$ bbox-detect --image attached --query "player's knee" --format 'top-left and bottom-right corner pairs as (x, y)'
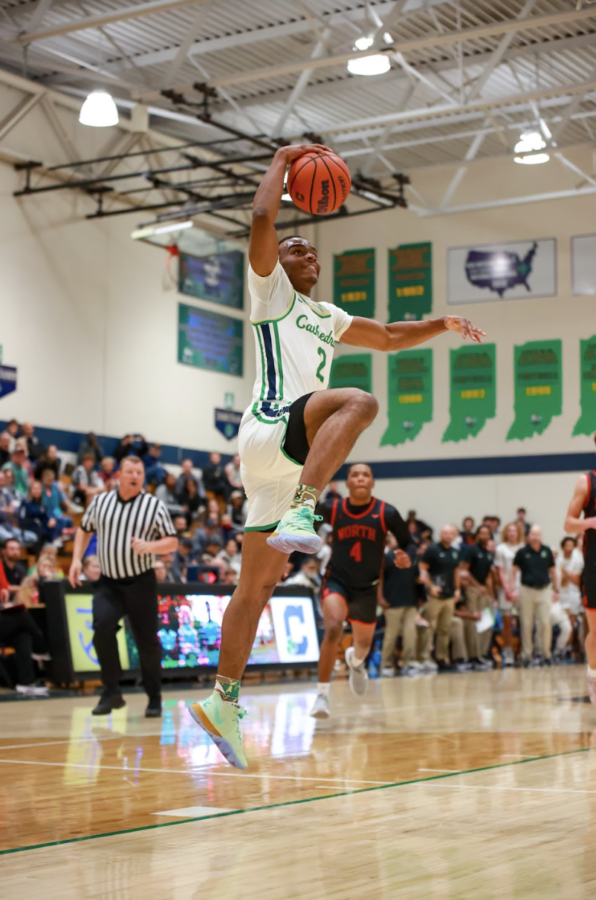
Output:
(347, 389), (379, 423)
(325, 620), (343, 641)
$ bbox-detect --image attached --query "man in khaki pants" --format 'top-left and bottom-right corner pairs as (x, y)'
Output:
(511, 525), (558, 667)
(380, 540), (420, 676)
(460, 524), (495, 670)
(419, 525), (461, 671)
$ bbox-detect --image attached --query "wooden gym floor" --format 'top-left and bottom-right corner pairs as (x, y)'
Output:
(2, 666), (596, 899)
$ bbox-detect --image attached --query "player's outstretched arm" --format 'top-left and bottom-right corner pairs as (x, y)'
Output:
(564, 474), (596, 533)
(249, 143), (331, 277)
(341, 315), (485, 352)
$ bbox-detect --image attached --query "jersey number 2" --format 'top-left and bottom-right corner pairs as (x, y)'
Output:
(350, 541), (362, 563)
(316, 347), (326, 383)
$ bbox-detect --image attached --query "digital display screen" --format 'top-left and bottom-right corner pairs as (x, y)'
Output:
(63, 588), (319, 674)
(156, 591), (320, 668)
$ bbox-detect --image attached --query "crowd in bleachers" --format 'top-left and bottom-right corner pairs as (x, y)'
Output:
(0, 418), (587, 694)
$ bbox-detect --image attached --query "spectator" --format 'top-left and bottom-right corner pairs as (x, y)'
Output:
(459, 517), (476, 548)
(98, 456), (117, 487)
(172, 515), (190, 538)
(224, 453), (243, 493)
(143, 443), (167, 487)
(157, 552), (176, 582)
(460, 524), (495, 669)
(33, 445), (61, 482)
(325, 481), (342, 503)
(228, 490), (247, 529)
(418, 525), (461, 672)
(205, 498), (221, 523)
(216, 538), (242, 577)
(192, 518), (222, 557)
(495, 522), (525, 667)
(0, 431), (11, 467)
(81, 555), (101, 583)
(380, 544), (420, 677)
(516, 507), (531, 537)
(219, 513), (238, 544)
(557, 535), (584, 656)
(21, 421), (45, 462)
(222, 567), (238, 586)
(511, 525), (558, 666)
(1, 538), (27, 597)
(170, 538), (196, 582)
(39, 469), (74, 542)
(77, 432), (104, 465)
(71, 454), (104, 506)
(285, 557), (321, 590)
(202, 451), (229, 501)
(2, 443), (30, 497)
(316, 526), (332, 575)
(407, 509), (432, 539)
(1, 468), (20, 511)
(155, 473), (185, 518)
(6, 419), (19, 449)
(19, 481), (52, 547)
(0, 559), (49, 696)
(175, 459), (202, 500)
(114, 434), (148, 463)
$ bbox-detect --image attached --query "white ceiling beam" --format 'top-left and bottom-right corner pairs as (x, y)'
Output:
(392, 51), (458, 106)
(10, 0), (213, 44)
(105, 0), (448, 73)
(466, 0), (537, 104)
(40, 95), (81, 163)
(320, 77), (596, 136)
(204, 7), (596, 91)
(420, 185), (596, 217)
(361, 82), (415, 175)
(20, 0), (56, 36)
(270, 30), (331, 136)
(0, 92), (45, 141)
(438, 129), (486, 208)
(554, 151), (596, 189)
(163, 1), (213, 90)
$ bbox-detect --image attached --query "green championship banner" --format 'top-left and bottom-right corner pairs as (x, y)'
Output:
(442, 344), (496, 443)
(388, 242), (432, 321)
(573, 335), (596, 436)
(333, 248), (375, 319)
(178, 303), (243, 376)
(329, 353), (372, 393)
(178, 249), (244, 309)
(506, 340), (562, 441)
(381, 349), (433, 446)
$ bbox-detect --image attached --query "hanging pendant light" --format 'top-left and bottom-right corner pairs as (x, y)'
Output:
(79, 91), (119, 127)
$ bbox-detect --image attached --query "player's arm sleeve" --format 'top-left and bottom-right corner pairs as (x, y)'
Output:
(81, 496), (98, 533)
(247, 261), (294, 322)
(318, 303), (353, 342)
(385, 504), (410, 549)
(153, 500), (177, 538)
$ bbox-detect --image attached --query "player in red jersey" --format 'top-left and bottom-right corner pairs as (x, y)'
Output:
(310, 463), (410, 718)
(564, 440), (596, 705)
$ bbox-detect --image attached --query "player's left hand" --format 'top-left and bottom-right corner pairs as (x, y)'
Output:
(444, 316), (485, 343)
(131, 537), (152, 555)
(394, 549), (412, 569)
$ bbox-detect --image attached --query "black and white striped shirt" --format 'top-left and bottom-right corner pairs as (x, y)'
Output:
(81, 490), (176, 580)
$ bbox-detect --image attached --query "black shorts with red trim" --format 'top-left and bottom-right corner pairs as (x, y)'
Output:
(582, 569), (596, 610)
(321, 578), (378, 625)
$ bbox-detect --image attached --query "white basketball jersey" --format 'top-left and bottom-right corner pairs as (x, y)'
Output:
(246, 261), (353, 424)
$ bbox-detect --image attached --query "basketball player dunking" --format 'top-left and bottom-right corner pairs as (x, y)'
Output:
(564, 437), (596, 704)
(189, 143), (485, 770)
(311, 463), (410, 718)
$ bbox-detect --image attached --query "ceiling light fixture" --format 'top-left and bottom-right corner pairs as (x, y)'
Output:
(348, 35), (391, 76)
(79, 91), (119, 127)
(513, 131), (550, 165)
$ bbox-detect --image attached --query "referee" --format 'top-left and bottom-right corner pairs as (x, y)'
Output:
(69, 456), (178, 717)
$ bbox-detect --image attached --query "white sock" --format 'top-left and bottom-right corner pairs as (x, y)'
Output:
(352, 655), (365, 669)
(317, 682), (330, 697)
(588, 666), (596, 679)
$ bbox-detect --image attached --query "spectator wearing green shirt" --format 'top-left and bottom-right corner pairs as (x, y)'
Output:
(2, 444), (30, 497)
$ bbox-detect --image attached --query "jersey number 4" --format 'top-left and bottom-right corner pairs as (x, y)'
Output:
(350, 541), (362, 563)
(316, 347), (326, 383)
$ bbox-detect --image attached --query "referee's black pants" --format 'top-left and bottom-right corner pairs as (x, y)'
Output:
(92, 569), (161, 699)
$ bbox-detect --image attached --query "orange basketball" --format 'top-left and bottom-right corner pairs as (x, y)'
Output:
(287, 150), (351, 215)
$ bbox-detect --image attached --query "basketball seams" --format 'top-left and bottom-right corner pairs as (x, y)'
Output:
(317, 153), (337, 214)
(287, 155), (316, 193)
(288, 150), (351, 213)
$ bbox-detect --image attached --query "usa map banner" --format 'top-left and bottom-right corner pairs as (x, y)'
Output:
(447, 238), (556, 305)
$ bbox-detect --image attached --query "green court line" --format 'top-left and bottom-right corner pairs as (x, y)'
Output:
(0, 745), (592, 857)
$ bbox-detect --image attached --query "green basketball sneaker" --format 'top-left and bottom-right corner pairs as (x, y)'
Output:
(189, 691), (248, 770)
(267, 506), (323, 554)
